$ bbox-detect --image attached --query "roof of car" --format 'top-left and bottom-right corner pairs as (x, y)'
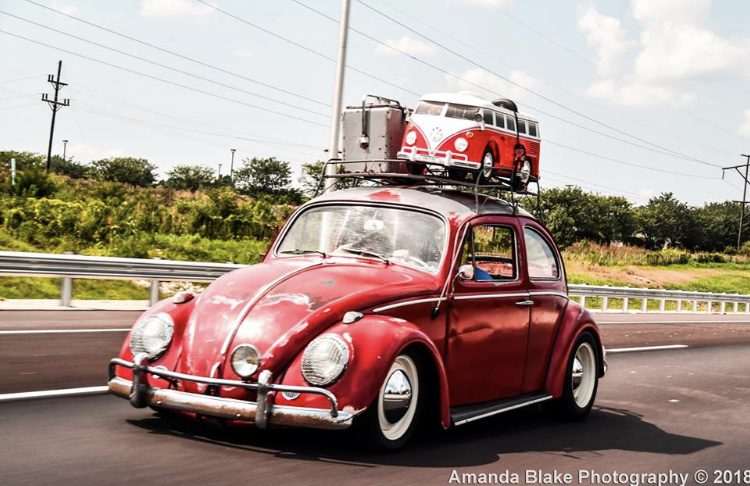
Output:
(310, 186), (533, 220)
(419, 91), (538, 122)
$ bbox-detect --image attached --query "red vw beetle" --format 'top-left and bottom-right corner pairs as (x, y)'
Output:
(397, 92), (541, 190)
(109, 186), (605, 450)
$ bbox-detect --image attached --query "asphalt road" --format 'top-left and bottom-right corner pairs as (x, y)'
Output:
(1, 343), (748, 486)
(2, 311), (750, 394)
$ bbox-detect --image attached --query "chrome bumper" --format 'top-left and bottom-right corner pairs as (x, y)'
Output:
(397, 147), (479, 170)
(108, 355), (356, 430)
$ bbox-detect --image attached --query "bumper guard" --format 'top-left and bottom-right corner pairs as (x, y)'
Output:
(108, 354), (356, 430)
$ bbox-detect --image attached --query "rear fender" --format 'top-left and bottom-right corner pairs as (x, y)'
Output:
(544, 301), (604, 398)
(276, 315), (451, 429)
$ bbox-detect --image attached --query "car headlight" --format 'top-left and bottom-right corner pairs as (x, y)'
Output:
(301, 334), (350, 386)
(405, 130), (417, 145)
(454, 137), (469, 152)
(129, 313), (174, 359)
(231, 344), (261, 379)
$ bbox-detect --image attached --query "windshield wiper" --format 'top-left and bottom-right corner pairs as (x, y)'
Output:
(336, 247), (390, 264)
(279, 249), (327, 257)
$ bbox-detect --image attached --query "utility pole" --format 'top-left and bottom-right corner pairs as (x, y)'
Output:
(218, 163), (222, 179)
(230, 148), (236, 181)
(42, 60), (70, 172)
(62, 139), (69, 161)
(722, 154), (750, 249)
(325, 0), (351, 178)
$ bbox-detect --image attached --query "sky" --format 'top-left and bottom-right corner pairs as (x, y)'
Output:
(1, 0), (749, 206)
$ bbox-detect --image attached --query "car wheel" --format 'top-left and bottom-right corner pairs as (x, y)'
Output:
(543, 332), (599, 420)
(354, 354), (421, 451)
(479, 149), (494, 180)
(511, 159), (531, 192)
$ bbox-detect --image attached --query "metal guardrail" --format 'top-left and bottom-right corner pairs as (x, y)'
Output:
(568, 284), (750, 314)
(0, 251), (244, 306)
(1, 251), (749, 313)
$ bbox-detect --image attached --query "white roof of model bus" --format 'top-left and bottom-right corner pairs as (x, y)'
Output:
(420, 91), (538, 122)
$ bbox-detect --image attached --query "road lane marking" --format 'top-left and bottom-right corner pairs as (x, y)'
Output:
(607, 344), (688, 353)
(0, 386), (109, 402)
(0, 328), (130, 335)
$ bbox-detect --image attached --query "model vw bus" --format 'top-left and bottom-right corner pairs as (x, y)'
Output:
(397, 92), (540, 190)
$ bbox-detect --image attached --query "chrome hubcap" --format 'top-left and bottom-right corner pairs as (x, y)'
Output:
(482, 152), (493, 178)
(572, 342), (596, 408)
(383, 369), (412, 423)
(377, 355), (419, 441)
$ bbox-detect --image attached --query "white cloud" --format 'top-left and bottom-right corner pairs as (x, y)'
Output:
(140, 0), (214, 18)
(446, 0), (513, 7)
(375, 36), (437, 57)
(585, 79), (693, 107)
(739, 110), (750, 138)
(445, 68), (542, 102)
(52, 2), (79, 15)
(577, 6), (634, 72)
(632, 0), (710, 25)
(69, 143), (125, 163)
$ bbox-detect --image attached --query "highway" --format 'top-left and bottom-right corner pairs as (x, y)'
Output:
(1, 311), (749, 485)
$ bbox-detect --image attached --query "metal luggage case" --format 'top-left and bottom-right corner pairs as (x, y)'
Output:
(340, 95), (408, 174)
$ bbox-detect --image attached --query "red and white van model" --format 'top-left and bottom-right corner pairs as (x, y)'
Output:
(397, 92), (541, 190)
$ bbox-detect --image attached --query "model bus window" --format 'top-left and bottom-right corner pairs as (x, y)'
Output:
(445, 103), (481, 121)
(483, 110), (494, 126)
(528, 121), (538, 137)
(506, 115), (516, 132)
(517, 120), (527, 135)
(415, 101), (444, 116)
(494, 112), (506, 129)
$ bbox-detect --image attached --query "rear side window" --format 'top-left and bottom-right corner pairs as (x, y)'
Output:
(483, 110), (494, 126)
(461, 225), (516, 281)
(446, 103), (481, 121)
(505, 115), (516, 132)
(415, 101), (444, 116)
(524, 227), (559, 279)
(494, 113), (505, 129)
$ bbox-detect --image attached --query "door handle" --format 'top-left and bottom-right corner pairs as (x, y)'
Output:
(515, 299), (534, 307)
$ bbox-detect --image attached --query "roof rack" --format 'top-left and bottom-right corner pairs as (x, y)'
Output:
(314, 158), (542, 217)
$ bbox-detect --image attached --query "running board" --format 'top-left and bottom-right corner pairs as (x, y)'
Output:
(451, 392), (553, 426)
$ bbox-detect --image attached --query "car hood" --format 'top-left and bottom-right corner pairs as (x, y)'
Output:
(176, 257), (440, 382)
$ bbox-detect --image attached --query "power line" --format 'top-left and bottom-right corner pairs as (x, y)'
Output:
(0, 102), (39, 111)
(191, 0), (420, 97)
(0, 10), (328, 119)
(0, 28), (328, 128)
(486, 3), (747, 143)
(545, 139), (716, 179)
(21, 0), (330, 109)
(353, 0), (722, 169)
(545, 169), (650, 201)
(363, 0), (733, 157)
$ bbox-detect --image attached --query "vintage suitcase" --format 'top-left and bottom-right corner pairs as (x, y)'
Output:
(340, 95), (409, 174)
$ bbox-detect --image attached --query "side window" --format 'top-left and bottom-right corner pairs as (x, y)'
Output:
(461, 225), (516, 281)
(483, 110), (494, 126)
(505, 115), (516, 132)
(517, 119), (527, 135)
(524, 227), (559, 279)
(494, 112), (505, 129)
(528, 121), (538, 137)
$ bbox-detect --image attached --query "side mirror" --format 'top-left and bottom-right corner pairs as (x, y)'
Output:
(457, 264), (474, 281)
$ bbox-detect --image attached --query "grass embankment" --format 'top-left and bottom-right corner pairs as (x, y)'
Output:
(564, 242), (750, 295)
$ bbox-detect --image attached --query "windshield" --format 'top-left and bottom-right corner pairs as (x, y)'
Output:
(277, 205), (447, 273)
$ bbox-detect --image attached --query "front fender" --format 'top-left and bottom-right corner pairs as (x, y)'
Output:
(544, 301), (604, 398)
(276, 315), (451, 429)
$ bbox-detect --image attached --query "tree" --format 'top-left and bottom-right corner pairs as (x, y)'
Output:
(91, 157), (157, 186)
(234, 157), (292, 196)
(50, 155), (91, 179)
(636, 193), (694, 249)
(693, 201), (748, 252)
(165, 164), (215, 191)
(299, 160), (325, 198)
(0, 151), (44, 171)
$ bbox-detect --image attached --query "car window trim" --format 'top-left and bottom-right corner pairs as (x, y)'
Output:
(523, 225), (562, 282)
(460, 222), (520, 284)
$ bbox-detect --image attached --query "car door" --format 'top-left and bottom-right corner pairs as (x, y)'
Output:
(447, 217), (531, 405)
(519, 221), (569, 394)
